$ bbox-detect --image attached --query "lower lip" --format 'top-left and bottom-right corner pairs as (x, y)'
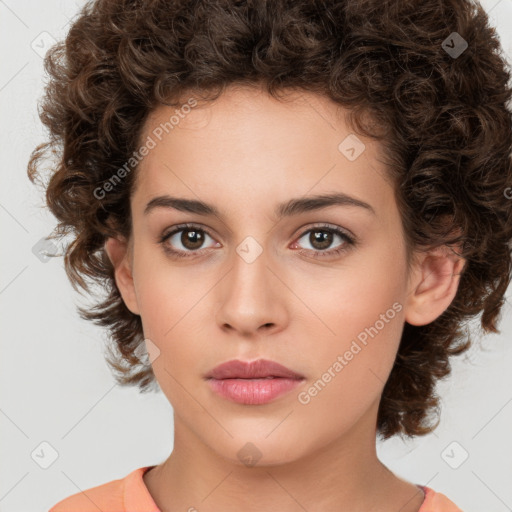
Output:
(207, 377), (304, 405)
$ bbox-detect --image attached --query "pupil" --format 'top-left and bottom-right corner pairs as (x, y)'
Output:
(182, 229), (204, 249)
(311, 230), (331, 250)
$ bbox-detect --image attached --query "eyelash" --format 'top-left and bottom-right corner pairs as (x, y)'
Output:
(158, 223), (356, 260)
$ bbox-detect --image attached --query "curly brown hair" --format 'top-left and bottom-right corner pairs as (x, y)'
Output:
(27, 0), (512, 440)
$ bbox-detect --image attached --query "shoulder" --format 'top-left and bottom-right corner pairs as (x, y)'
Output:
(419, 486), (464, 512)
(48, 477), (124, 512)
(48, 466), (155, 512)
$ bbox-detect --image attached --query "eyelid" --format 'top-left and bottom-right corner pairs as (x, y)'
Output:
(160, 222), (216, 241)
(291, 221), (356, 243)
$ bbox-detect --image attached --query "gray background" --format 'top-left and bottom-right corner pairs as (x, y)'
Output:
(1, 0), (512, 510)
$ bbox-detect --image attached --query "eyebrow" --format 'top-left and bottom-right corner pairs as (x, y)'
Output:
(144, 192), (376, 218)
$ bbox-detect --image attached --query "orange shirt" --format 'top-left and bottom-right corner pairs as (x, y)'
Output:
(48, 466), (463, 511)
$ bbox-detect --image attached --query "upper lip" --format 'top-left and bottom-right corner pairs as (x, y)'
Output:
(206, 359), (305, 380)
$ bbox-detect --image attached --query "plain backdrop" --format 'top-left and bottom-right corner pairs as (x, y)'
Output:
(1, 0), (512, 511)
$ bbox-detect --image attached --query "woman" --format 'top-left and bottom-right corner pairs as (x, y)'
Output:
(28, 0), (512, 510)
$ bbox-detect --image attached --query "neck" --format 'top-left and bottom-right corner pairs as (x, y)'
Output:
(144, 400), (425, 512)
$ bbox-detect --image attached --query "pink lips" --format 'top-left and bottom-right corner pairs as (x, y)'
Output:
(206, 359), (305, 405)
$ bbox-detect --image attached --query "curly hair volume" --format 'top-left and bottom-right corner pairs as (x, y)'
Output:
(27, 0), (512, 440)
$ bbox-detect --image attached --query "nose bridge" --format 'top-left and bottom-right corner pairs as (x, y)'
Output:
(230, 234), (273, 305)
(216, 233), (285, 334)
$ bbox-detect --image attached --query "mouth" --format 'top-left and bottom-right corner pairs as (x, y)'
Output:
(205, 359), (305, 405)
(207, 376), (304, 405)
(205, 358), (305, 380)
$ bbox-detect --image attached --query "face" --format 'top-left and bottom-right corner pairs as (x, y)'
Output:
(105, 84), (462, 466)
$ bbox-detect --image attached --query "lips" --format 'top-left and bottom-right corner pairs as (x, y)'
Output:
(205, 359), (305, 380)
(205, 359), (305, 405)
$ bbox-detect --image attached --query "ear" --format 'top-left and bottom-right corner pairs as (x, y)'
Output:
(104, 236), (140, 315)
(404, 244), (466, 326)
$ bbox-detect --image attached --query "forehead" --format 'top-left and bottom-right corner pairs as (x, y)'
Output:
(133, 85), (395, 223)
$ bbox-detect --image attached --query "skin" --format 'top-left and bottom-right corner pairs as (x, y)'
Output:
(105, 84), (466, 512)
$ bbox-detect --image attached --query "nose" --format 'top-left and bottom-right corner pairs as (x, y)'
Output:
(215, 242), (288, 337)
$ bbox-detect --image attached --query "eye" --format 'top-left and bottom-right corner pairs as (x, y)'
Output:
(158, 223), (357, 260)
(292, 224), (356, 258)
(159, 223), (219, 258)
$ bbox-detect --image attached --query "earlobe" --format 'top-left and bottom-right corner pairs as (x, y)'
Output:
(104, 236), (140, 315)
(404, 245), (466, 327)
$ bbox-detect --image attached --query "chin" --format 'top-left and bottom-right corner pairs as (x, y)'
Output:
(208, 429), (313, 469)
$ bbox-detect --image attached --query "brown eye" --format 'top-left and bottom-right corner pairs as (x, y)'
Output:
(179, 228), (205, 250)
(307, 230), (334, 250)
(293, 225), (356, 258)
(159, 224), (219, 258)
(297, 228), (344, 251)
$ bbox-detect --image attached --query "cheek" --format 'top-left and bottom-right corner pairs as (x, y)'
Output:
(293, 274), (404, 437)
(133, 258), (214, 383)
(133, 263), (210, 402)
(132, 247), (204, 337)
(295, 247), (406, 382)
